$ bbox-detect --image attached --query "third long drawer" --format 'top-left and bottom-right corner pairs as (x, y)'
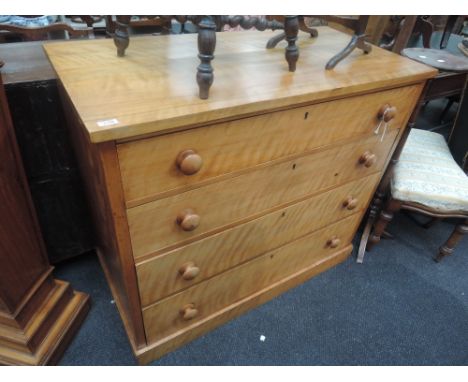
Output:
(142, 213), (362, 344)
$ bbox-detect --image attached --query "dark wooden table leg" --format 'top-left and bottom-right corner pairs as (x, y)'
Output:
(266, 32), (286, 49)
(299, 17), (318, 37)
(367, 198), (402, 250)
(196, 16), (216, 100)
(440, 15), (458, 49)
(357, 171), (391, 263)
(266, 16), (317, 49)
(284, 16), (299, 72)
(114, 15), (131, 57)
(326, 16), (372, 70)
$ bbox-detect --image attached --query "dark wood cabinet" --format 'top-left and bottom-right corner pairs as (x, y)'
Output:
(0, 63), (90, 365)
(0, 41), (95, 264)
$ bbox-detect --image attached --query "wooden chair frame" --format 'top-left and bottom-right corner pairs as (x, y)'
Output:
(358, 78), (468, 263)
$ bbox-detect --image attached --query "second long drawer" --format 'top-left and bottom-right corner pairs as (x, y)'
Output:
(128, 130), (398, 259)
(136, 173), (380, 306)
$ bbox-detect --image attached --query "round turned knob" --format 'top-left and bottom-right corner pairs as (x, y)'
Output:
(327, 236), (341, 249)
(359, 151), (377, 168)
(179, 262), (200, 280)
(176, 209), (200, 231)
(180, 303), (198, 321)
(378, 104), (397, 122)
(176, 149), (203, 175)
(343, 196), (358, 210)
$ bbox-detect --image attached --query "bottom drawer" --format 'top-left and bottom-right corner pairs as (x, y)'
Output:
(142, 213), (362, 343)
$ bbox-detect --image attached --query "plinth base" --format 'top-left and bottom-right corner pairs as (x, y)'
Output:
(0, 279), (90, 366)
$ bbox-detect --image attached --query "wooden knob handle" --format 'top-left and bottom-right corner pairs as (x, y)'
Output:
(327, 236), (341, 249)
(180, 303), (198, 321)
(179, 262), (200, 280)
(378, 104), (397, 122)
(176, 149), (203, 175)
(359, 151), (377, 168)
(176, 209), (200, 231)
(343, 196), (358, 210)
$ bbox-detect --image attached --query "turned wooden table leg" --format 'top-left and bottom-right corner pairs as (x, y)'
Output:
(266, 16), (317, 49)
(435, 219), (468, 262)
(367, 198), (402, 251)
(356, 184), (391, 263)
(114, 15), (131, 57)
(284, 16), (299, 72)
(196, 16), (217, 100)
(266, 32), (286, 49)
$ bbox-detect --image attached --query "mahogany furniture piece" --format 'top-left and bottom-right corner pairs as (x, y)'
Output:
(0, 62), (90, 365)
(380, 16), (466, 53)
(0, 41), (95, 264)
(113, 15), (289, 99)
(265, 15), (318, 49)
(44, 27), (435, 364)
(266, 16), (372, 70)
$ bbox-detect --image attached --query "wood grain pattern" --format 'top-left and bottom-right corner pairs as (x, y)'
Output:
(128, 130), (398, 258)
(0, 41), (57, 84)
(0, 71), (89, 365)
(142, 213), (361, 343)
(46, 24), (434, 364)
(136, 245), (352, 364)
(118, 84), (422, 206)
(136, 173), (380, 305)
(43, 27), (436, 143)
(57, 84), (147, 349)
(0, 284), (89, 366)
(0, 73), (50, 312)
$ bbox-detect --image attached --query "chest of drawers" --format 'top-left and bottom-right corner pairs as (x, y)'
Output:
(44, 27), (436, 364)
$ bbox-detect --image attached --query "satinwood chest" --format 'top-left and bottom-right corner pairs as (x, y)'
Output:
(44, 27), (436, 364)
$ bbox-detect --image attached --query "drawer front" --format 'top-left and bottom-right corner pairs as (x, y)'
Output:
(118, 85), (421, 206)
(136, 173), (380, 305)
(128, 130), (398, 258)
(142, 213), (361, 343)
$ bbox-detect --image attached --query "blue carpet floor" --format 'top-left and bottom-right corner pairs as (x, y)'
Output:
(55, 212), (468, 365)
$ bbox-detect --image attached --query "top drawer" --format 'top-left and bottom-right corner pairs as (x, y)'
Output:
(118, 85), (422, 207)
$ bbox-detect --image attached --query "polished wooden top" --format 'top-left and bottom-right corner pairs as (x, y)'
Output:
(44, 27), (436, 143)
(402, 48), (468, 72)
(0, 41), (57, 84)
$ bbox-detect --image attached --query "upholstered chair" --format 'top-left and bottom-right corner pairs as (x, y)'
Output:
(366, 127), (468, 262)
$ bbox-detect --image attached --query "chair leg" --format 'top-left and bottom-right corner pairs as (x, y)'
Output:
(435, 219), (468, 262)
(440, 97), (455, 124)
(367, 198), (402, 251)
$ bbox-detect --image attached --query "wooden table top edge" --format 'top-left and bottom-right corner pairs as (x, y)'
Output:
(43, 27), (437, 144)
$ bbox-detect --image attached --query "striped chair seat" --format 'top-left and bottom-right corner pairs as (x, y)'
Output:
(391, 128), (468, 213)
